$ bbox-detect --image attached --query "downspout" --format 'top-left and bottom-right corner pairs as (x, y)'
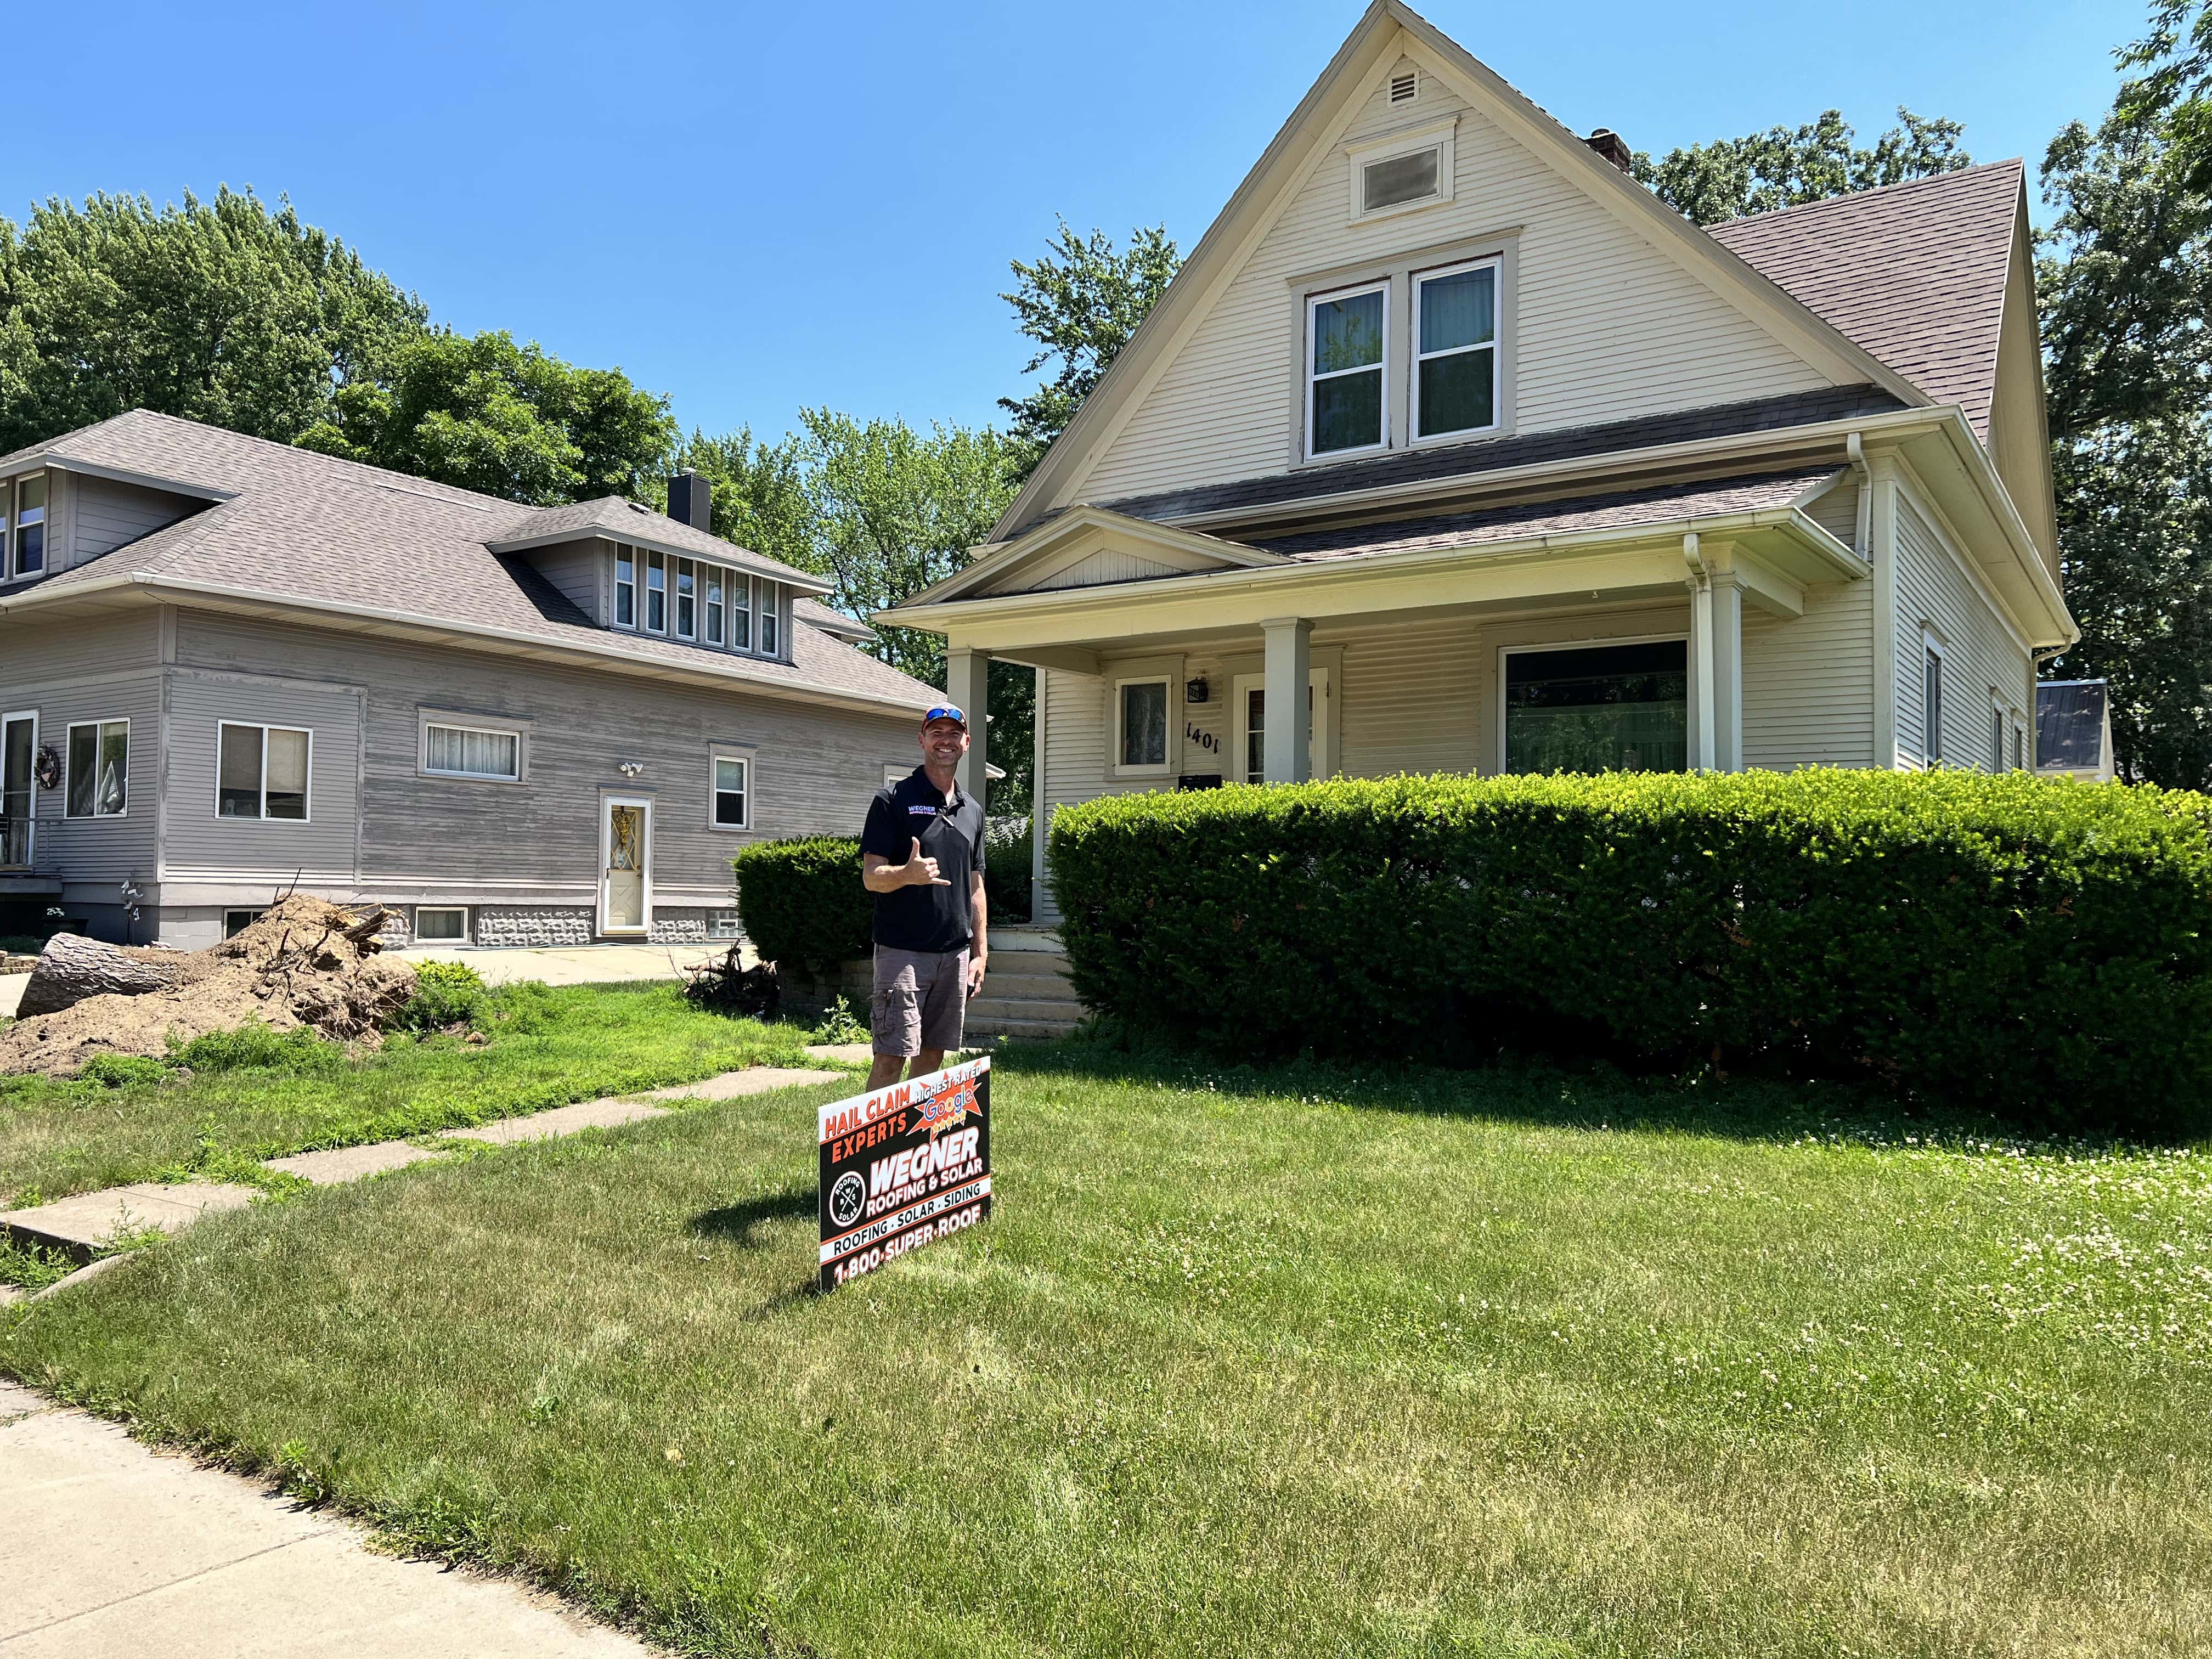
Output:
(1846, 432), (1871, 558)
(1683, 532), (1716, 769)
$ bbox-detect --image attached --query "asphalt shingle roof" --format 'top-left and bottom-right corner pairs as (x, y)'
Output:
(1249, 470), (1842, 563)
(4, 410), (934, 712)
(1708, 161), (2023, 439)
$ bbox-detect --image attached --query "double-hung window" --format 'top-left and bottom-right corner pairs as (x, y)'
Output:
(424, 721), (521, 782)
(3, 476), (44, 580)
(218, 723), (310, 820)
(760, 582), (780, 656)
(731, 574), (753, 650)
(1307, 284), (1387, 457)
(704, 567), (725, 645)
(1990, 706), (2005, 774)
(1118, 679), (1171, 771)
(646, 550), (667, 633)
(1921, 644), (1945, 767)
(675, 558), (697, 639)
(65, 719), (129, 817)
(711, 754), (749, 829)
(1414, 261), (1499, 439)
(614, 547), (636, 627)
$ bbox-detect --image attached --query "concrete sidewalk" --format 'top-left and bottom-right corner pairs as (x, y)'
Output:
(0, 1380), (647, 1656)
(391, 941), (743, 987)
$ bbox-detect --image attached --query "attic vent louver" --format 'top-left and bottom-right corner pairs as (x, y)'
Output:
(1389, 71), (1417, 104)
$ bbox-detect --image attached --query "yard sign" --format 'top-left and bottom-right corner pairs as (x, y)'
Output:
(817, 1057), (991, 1291)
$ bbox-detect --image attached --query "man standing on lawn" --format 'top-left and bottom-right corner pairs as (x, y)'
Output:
(860, 704), (987, 1088)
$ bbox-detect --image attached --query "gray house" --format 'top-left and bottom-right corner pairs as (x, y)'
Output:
(0, 410), (936, 947)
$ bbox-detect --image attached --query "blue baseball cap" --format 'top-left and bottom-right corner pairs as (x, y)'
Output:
(922, 703), (967, 729)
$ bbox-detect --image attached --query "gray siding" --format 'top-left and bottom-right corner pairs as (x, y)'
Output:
(170, 609), (916, 909)
(162, 670), (365, 883)
(0, 611), (161, 889)
(68, 475), (202, 571)
(527, 539), (604, 622)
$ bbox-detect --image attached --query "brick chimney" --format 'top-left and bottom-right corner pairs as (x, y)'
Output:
(667, 470), (712, 531)
(1585, 129), (1633, 174)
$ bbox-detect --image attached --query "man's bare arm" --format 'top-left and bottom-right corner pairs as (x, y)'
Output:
(966, 872), (988, 995)
(863, 838), (951, 894)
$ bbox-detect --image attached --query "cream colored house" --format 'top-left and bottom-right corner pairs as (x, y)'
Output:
(885, 0), (2075, 924)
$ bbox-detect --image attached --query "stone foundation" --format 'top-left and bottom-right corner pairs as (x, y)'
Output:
(470, 906), (597, 948)
(647, 909), (708, 944)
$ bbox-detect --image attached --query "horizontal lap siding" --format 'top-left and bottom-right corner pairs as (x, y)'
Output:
(172, 611), (914, 901)
(1075, 71), (1830, 503)
(16, 674), (161, 882)
(1894, 493), (2030, 771)
(1742, 581), (1874, 770)
(163, 673), (364, 882)
(528, 539), (603, 620)
(69, 476), (200, 570)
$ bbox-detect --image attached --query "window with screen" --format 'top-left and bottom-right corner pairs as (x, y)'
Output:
(1415, 261), (1498, 438)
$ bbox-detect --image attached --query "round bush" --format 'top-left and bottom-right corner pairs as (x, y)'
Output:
(732, 837), (872, 974)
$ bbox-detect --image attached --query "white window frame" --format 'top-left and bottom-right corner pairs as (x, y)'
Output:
(645, 549), (667, 634)
(1988, 698), (2006, 775)
(419, 714), (527, 784)
(707, 909), (742, 940)
(4, 472), (46, 583)
(216, 720), (313, 823)
(759, 582), (780, 657)
(64, 717), (129, 819)
(1346, 117), (1457, 224)
(413, 905), (470, 944)
(1111, 662), (1182, 778)
(704, 565), (725, 646)
(1920, 633), (1946, 769)
(675, 557), (697, 640)
(2013, 720), (2028, 772)
(1305, 280), (1391, 462)
(1494, 634), (1692, 778)
(613, 545), (636, 629)
(1410, 256), (1503, 445)
(731, 573), (753, 651)
(709, 748), (753, 831)
(1230, 665), (1337, 784)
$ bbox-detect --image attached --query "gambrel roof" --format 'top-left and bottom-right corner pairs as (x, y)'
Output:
(1709, 162), (2025, 441)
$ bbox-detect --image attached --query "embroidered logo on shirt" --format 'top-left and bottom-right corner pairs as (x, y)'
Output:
(907, 805), (940, 816)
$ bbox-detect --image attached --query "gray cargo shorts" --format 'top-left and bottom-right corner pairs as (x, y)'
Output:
(871, 945), (969, 1057)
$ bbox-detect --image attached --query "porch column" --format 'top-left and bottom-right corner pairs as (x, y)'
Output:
(1261, 617), (1312, 783)
(1684, 538), (1716, 770)
(945, 647), (989, 801)
(1711, 567), (1744, 773)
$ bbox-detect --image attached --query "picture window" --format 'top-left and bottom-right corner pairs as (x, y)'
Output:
(65, 719), (128, 818)
(218, 722), (310, 820)
(1363, 147), (1441, 213)
(1503, 642), (1688, 776)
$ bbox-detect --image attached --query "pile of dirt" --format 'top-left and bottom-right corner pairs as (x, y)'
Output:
(0, 897), (419, 1077)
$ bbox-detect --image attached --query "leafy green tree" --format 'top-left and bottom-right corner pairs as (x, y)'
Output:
(1000, 221), (1182, 463)
(0, 187), (424, 454)
(298, 329), (676, 505)
(2039, 1), (2212, 783)
(1634, 109), (1971, 225)
(662, 426), (814, 568)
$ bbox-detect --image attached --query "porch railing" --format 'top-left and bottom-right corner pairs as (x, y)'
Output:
(0, 813), (31, 871)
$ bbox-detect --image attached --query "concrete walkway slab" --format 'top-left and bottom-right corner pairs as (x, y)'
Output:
(0, 1396), (647, 1656)
(434, 1098), (670, 1146)
(1, 1183), (258, 1259)
(264, 1142), (449, 1184)
(390, 942), (742, 988)
(626, 1065), (841, 1103)
(804, 1042), (874, 1064)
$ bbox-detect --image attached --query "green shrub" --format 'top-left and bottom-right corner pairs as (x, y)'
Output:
(172, 1022), (347, 1076)
(1047, 770), (2212, 1137)
(733, 837), (872, 973)
(984, 817), (1033, 924)
(79, 1053), (169, 1089)
(395, 961), (489, 1032)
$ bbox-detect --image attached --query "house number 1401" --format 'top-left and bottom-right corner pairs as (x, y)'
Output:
(1185, 724), (1219, 755)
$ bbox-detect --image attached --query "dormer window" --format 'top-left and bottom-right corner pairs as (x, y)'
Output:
(2, 473), (44, 580)
(646, 550), (667, 633)
(1307, 284), (1388, 457)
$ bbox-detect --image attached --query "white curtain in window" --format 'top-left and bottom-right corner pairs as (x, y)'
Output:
(428, 726), (518, 778)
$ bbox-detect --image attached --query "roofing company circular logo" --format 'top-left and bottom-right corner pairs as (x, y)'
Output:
(829, 1171), (867, 1229)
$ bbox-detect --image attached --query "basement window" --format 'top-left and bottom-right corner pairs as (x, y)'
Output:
(708, 909), (742, 940)
(414, 906), (468, 943)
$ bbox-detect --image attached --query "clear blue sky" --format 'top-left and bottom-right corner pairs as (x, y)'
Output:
(2, 0), (2140, 445)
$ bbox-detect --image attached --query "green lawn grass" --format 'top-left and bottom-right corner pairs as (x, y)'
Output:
(0, 982), (819, 1208)
(4, 1047), (2204, 1656)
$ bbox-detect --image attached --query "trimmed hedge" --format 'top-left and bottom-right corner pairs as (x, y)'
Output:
(731, 837), (871, 974)
(1048, 770), (2212, 1135)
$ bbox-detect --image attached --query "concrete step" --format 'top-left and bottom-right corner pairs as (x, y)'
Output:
(965, 1016), (1083, 1041)
(968, 994), (1081, 1020)
(978, 972), (1075, 1001)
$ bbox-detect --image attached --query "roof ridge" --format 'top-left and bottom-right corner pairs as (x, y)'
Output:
(104, 409), (503, 505)
(1710, 157), (2023, 232)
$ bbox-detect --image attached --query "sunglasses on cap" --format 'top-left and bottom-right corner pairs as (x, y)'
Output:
(922, 704), (967, 729)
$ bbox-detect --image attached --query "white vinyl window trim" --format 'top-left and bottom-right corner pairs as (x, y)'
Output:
(1305, 280), (1391, 462)
(1231, 667), (1334, 784)
(1346, 117), (1457, 224)
(1920, 633), (1946, 769)
(216, 721), (312, 822)
(1113, 675), (1175, 776)
(759, 582), (781, 657)
(422, 719), (524, 783)
(1411, 256), (1503, 443)
(64, 718), (129, 819)
(613, 545), (636, 629)
(710, 750), (753, 831)
(413, 905), (469, 944)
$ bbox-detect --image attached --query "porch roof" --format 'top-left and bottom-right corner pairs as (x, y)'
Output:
(1250, 470), (1843, 564)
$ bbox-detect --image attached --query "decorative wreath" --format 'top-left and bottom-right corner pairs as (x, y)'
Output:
(32, 743), (60, 791)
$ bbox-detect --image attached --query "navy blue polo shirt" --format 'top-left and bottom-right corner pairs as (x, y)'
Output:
(860, 766), (986, 954)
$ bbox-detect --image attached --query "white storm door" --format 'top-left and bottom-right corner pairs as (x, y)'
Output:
(600, 797), (652, 934)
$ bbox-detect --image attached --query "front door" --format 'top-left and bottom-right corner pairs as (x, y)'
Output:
(600, 798), (651, 935)
(1, 714), (33, 870)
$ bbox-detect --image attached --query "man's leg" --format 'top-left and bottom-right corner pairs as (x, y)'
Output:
(867, 949), (921, 1090)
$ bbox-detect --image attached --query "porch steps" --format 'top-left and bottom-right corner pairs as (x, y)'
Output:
(967, 930), (1086, 1041)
